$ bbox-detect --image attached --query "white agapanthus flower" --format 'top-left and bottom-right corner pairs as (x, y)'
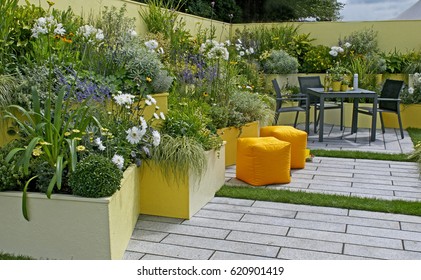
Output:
(77, 25), (104, 41)
(329, 50), (338, 57)
(112, 154), (124, 170)
(152, 130), (161, 147)
(329, 46), (344, 57)
(145, 40), (159, 51)
(207, 45), (229, 61)
(344, 42), (352, 48)
(95, 29), (104, 41)
(126, 126), (145, 144)
(113, 93), (135, 106)
(31, 15), (63, 38)
(54, 23), (66, 36)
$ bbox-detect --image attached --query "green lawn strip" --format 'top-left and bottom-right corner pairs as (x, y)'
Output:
(0, 251), (32, 260)
(310, 149), (413, 161)
(408, 127), (421, 145)
(216, 186), (421, 216)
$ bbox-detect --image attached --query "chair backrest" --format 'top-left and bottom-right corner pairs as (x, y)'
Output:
(272, 79), (283, 111)
(298, 76), (323, 105)
(379, 79), (404, 112)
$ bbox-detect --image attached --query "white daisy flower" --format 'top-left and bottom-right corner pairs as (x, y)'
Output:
(126, 126), (143, 144)
(112, 154), (124, 170)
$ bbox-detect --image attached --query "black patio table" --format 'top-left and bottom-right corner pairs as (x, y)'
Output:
(306, 87), (378, 142)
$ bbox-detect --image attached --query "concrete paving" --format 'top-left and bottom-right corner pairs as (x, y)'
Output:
(124, 126), (421, 260)
(299, 123), (414, 154)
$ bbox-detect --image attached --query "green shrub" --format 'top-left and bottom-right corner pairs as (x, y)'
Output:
(262, 49), (299, 74)
(161, 99), (222, 151)
(341, 28), (379, 56)
(0, 140), (27, 192)
(301, 45), (334, 73)
(69, 154), (123, 198)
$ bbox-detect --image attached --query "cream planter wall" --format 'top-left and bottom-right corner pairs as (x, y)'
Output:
(139, 145), (226, 219)
(0, 165), (140, 260)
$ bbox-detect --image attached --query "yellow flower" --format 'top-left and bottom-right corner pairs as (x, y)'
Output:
(203, 92), (209, 97)
(73, 137), (82, 141)
(32, 146), (43, 157)
(39, 141), (52, 146)
(76, 145), (86, 152)
(64, 132), (71, 137)
(146, 77), (152, 83)
(72, 129), (80, 133)
(101, 128), (109, 132)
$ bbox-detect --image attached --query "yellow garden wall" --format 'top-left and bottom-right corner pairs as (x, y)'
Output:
(22, 0), (229, 40)
(25, 0), (421, 52)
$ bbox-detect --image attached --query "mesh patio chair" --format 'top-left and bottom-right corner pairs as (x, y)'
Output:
(272, 79), (308, 130)
(357, 79), (404, 139)
(298, 76), (344, 133)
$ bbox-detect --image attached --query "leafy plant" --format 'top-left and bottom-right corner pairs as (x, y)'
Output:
(0, 139), (27, 192)
(341, 28), (379, 56)
(347, 56), (380, 91)
(139, 0), (185, 39)
(69, 154), (123, 198)
(160, 99), (222, 151)
(401, 72), (421, 104)
(5, 87), (97, 219)
(0, 74), (20, 108)
(151, 134), (207, 181)
(262, 49), (299, 74)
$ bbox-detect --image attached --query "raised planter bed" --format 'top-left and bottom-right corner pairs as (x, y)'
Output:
(0, 165), (140, 260)
(139, 144), (226, 219)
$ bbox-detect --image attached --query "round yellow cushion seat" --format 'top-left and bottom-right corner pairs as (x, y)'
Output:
(260, 126), (307, 169)
(236, 137), (291, 186)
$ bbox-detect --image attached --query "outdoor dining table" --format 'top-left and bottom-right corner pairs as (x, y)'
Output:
(306, 87), (378, 142)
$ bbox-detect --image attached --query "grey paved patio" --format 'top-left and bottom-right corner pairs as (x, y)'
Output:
(299, 123), (414, 154)
(124, 126), (421, 260)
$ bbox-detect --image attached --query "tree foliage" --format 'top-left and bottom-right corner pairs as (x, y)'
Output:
(134, 0), (344, 23)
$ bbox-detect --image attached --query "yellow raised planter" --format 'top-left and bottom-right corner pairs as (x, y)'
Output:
(217, 121), (259, 166)
(139, 145), (226, 219)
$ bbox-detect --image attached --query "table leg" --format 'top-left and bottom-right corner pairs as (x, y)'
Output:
(305, 95), (310, 133)
(371, 95), (377, 142)
(319, 96), (324, 142)
(351, 98), (358, 134)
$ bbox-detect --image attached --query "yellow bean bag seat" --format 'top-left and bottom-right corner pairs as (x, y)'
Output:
(236, 137), (291, 186)
(260, 126), (307, 169)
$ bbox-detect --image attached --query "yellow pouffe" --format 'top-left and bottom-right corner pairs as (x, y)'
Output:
(236, 137), (291, 186)
(260, 126), (307, 169)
